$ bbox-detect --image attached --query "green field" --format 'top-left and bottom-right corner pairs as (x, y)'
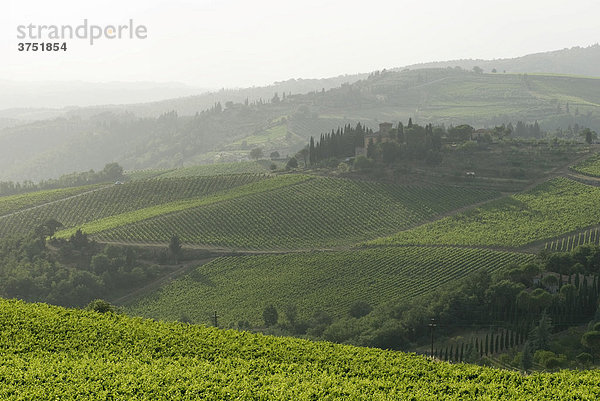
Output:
(126, 247), (533, 326)
(1, 174), (266, 238)
(90, 177), (499, 249)
(0, 299), (598, 400)
(367, 177), (600, 248)
(572, 154), (600, 177)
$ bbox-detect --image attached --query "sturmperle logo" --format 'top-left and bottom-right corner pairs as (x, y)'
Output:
(16, 19), (148, 46)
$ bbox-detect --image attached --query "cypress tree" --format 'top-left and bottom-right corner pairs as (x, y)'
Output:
(484, 334), (489, 355)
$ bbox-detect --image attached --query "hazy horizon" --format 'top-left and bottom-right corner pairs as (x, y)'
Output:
(4, 0), (600, 90)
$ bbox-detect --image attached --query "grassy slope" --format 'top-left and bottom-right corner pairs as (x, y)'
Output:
(367, 177), (600, 248)
(91, 177), (499, 249)
(126, 247), (533, 326)
(0, 299), (598, 400)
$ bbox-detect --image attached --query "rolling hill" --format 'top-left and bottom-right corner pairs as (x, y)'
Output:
(367, 177), (600, 249)
(0, 298), (598, 400)
(126, 247), (534, 326)
(3, 65), (600, 181)
(47, 175), (499, 250)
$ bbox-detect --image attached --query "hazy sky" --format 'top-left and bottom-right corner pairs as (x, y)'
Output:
(3, 0), (599, 89)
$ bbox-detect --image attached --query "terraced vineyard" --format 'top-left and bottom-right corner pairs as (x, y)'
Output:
(1, 299), (599, 400)
(0, 184), (102, 217)
(126, 246), (534, 326)
(571, 153), (600, 177)
(0, 174), (266, 238)
(368, 177), (600, 248)
(92, 177), (499, 249)
(545, 226), (600, 251)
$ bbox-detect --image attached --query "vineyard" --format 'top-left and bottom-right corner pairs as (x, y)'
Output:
(0, 184), (102, 217)
(368, 177), (600, 248)
(54, 174), (309, 239)
(545, 226), (600, 251)
(571, 153), (600, 177)
(126, 246), (534, 326)
(91, 177), (499, 249)
(1, 174), (267, 238)
(0, 299), (598, 400)
(153, 160), (275, 179)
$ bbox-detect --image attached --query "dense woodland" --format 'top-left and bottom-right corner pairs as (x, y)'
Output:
(0, 222), (164, 307)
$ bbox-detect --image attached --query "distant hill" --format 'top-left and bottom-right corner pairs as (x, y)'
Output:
(402, 44), (600, 76)
(3, 51), (600, 180)
(0, 80), (208, 110)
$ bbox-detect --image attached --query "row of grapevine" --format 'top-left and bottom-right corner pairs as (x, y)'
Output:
(368, 177), (600, 248)
(0, 184), (102, 217)
(0, 174), (267, 238)
(1, 299), (599, 399)
(154, 161), (273, 179)
(94, 177), (498, 249)
(571, 154), (600, 177)
(126, 246), (534, 327)
(545, 227), (600, 252)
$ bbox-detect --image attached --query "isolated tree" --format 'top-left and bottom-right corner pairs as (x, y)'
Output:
(580, 128), (597, 144)
(296, 147), (309, 167)
(581, 331), (600, 362)
(263, 305), (278, 327)
(521, 341), (533, 372)
(284, 304), (298, 326)
(169, 235), (182, 263)
(286, 157), (298, 170)
(86, 299), (116, 314)
(35, 218), (63, 240)
(269, 151), (280, 159)
(102, 162), (124, 181)
(472, 66), (483, 74)
(249, 148), (263, 160)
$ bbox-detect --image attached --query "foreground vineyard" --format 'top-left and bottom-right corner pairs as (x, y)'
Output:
(0, 174), (266, 238)
(126, 247), (533, 326)
(0, 299), (598, 400)
(93, 177), (498, 249)
(368, 177), (600, 248)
